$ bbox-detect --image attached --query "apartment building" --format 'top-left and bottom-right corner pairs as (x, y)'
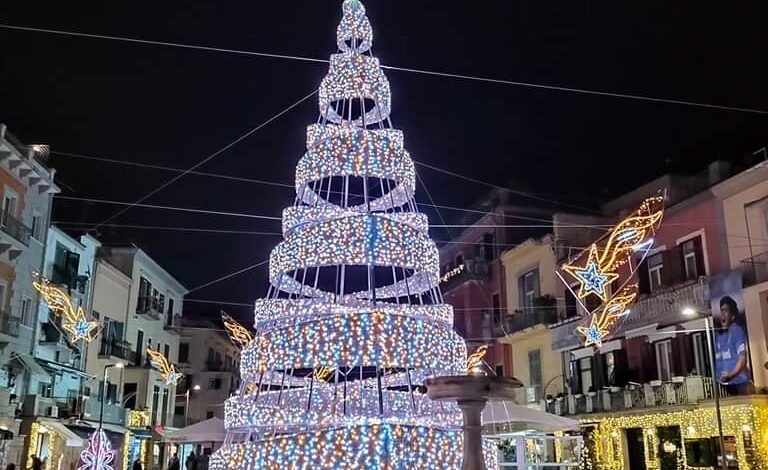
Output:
(533, 161), (768, 469)
(0, 124), (59, 467)
(174, 317), (240, 427)
(497, 235), (564, 405)
(439, 188), (548, 377)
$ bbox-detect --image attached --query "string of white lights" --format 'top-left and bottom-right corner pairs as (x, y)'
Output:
(91, 89), (317, 229)
(1, 23), (766, 115)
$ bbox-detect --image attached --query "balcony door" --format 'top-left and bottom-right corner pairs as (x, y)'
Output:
(1, 190), (17, 226)
(135, 330), (144, 365)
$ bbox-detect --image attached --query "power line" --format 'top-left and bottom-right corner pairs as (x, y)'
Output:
(92, 89), (317, 229)
(54, 195), (283, 220)
(187, 260), (270, 294)
(1, 23), (766, 115)
(54, 222), (282, 236)
(53, 151), (579, 221)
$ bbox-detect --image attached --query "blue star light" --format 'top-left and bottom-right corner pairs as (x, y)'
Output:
(574, 260), (610, 298)
(582, 324), (605, 347)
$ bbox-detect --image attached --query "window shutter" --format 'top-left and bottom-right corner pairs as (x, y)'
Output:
(662, 248), (684, 286)
(693, 236), (706, 276)
(640, 341), (657, 382)
(637, 258), (650, 294)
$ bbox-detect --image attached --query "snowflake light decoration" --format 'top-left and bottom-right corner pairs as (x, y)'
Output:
(78, 429), (116, 470)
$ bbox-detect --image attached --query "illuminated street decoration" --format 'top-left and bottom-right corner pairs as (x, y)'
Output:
(127, 409), (150, 428)
(222, 312), (253, 348)
(440, 264), (465, 284)
(561, 195), (664, 347)
(466, 345), (488, 374)
(210, 1), (477, 468)
(33, 278), (99, 342)
(147, 348), (183, 386)
(78, 429), (116, 470)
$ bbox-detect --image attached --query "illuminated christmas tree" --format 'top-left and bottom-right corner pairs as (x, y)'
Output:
(210, 1), (471, 468)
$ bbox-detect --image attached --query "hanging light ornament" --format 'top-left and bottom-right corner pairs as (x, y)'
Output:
(560, 195), (664, 347)
(33, 278), (99, 343)
(147, 348), (183, 386)
(221, 312), (253, 348)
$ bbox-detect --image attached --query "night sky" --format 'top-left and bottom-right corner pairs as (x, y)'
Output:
(1, 1), (766, 322)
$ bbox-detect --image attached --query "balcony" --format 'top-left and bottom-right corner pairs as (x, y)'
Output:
(81, 397), (127, 425)
(0, 314), (19, 338)
(441, 258), (489, 292)
(136, 295), (164, 319)
(549, 376), (727, 417)
(98, 341), (136, 364)
(742, 251), (768, 287)
(164, 314), (182, 332)
(550, 280), (709, 351)
(0, 214), (31, 247)
(496, 296), (558, 338)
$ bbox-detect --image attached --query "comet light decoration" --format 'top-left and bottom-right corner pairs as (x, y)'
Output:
(33, 278), (99, 343)
(210, 1), (483, 468)
(466, 345), (488, 375)
(560, 195), (664, 347)
(222, 312), (253, 348)
(147, 348), (183, 386)
(77, 429), (116, 470)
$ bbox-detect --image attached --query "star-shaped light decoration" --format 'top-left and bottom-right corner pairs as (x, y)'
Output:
(577, 324), (607, 348)
(147, 348), (183, 386)
(77, 429), (116, 470)
(33, 277), (100, 343)
(64, 314), (99, 343)
(563, 246), (619, 301)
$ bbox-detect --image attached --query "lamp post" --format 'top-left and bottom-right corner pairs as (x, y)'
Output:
(683, 307), (726, 470)
(184, 385), (201, 426)
(99, 363), (124, 430)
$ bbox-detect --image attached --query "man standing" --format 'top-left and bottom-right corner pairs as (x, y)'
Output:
(715, 296), (751, 395)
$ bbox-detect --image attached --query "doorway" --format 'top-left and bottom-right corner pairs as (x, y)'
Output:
(625, 428), (647, 470)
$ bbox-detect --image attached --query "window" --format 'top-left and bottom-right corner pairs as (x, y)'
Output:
(0, 283), (6, 310)
(691, 332), (710, 376)
(138, 277), (152, 311)
(647, 253), (664, 292)
(604, 351), (616, 386)
(207, 348), (215, 363)
(680, 236), (705, 280)
(179, 343), (190, 363)
(564, 287), (577, 319)
(579, 357), (593, 394)
(124, 383), (138, 409)
(209, 378), (222, 390)
(161, 389), (169, 427)
(20, 298), (33, 327)
(31, 212), (43, 240)
(495, 364), (504, 377)
(225, 355), (232, 371)
(482, 233), (495, 261)
(528, 349), (542, 389)
(135, 330), (144, 365)
(2, 190), (18, 225)
(206, 411), (215, 419)
(151, 385), (160, 425)
(655, 340), (674, 381)
(164, 344), (170, 361)
(491, 292), (501, 325)
(518, 268), (540, 311)
(38, 382), (52, 398)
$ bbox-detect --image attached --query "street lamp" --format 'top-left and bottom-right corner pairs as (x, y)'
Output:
(682, 307), (726, 470)
(99, 363), (125, 430)
(184, 385), (201, 426)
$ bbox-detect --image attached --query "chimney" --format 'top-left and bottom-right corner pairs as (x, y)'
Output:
(708, 160), (730, 184)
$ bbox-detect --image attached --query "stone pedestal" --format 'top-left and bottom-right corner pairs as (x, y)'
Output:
(425, 375), (522, 470)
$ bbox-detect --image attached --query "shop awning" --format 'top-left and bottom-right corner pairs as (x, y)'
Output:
(39, 419), (84, 447)
(482, 401), (580, 432)
(12, 355), (51, 382)
(164, 417), (225, 443)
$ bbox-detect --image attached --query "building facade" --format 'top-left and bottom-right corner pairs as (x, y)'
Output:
(497, 235), (564, 405)
(537, 161), (768, 468)
(439, 189), (548, 377)
(0, 124), (59, 468)
(174, 318), (240, 427)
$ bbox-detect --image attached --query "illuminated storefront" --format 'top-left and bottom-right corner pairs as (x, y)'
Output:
(583, 396), (768, 469)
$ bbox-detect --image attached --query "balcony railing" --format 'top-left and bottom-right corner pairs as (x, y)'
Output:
(99, 341), (136, 364)
(0, 214), (31, 245)
(495, 307), (558, 337)
(548, 376), (729, 417)
(136, 295), (164, 319)
(441, 258), (489, 292)
(550, 280), (709, 351)
(81, 397), (126, 425)
(164, 314), (182, 331)
(742, 251), (768, 287)
(0, 314), (20, 337)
